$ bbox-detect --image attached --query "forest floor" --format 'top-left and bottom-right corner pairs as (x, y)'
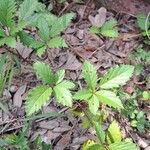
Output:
(0, 0), (150, 150)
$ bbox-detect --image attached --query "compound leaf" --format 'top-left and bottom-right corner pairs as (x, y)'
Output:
(96, 90), (123, 109)
(25, 85), (52, 116)
(100, 65), (134, 89)
(82, 61), (97, 90)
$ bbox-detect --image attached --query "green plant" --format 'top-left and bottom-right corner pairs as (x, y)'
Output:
(129, 46), (150, 88)
(0, 53), (16, 96)
(82, 120), (139, 150)
(136, 13), (150, 39)
(73, 61), (134, 115)
(25, 61), (75, 116)
(120, 91), (149, 133)
(90, 19), (118, 38)
(0, 0), (74, 56)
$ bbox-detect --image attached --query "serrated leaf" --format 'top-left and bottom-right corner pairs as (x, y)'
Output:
(107, 120), (122, 144)
(36, 46), (47, 57)
(54, 84), (73, 107)
(0, 28), (5, 37)
(18, 31), (44, 49)
(100, 19), (118, 37)
(37, 17), (50, 41)
(137, 13), (147, 31)
(100, 65), (134, 89)
(49, 13), (75, 37)
(96, 90), (123, 109)
(0, 38), (6, 47)
(33, 61), (54, 85)
(55, 70), (65, 84)
(19, 0), (39, 22)
(89, 26), (100, 34)
(88, 95), (99, 115)
(25, 85), (52, 116)
(93, 121), (105, 144)
(10, 21), (27, 35)
(57, 80), (75, 89)
(47, 37), (67, 48)
(109, 141), (140, 150)
(44, 13), (58, 27)
(82, 61), (97, 90)
(5, 36), (16, 48)
(0, 0), (16, 26)
(73, 89), (92, 100)
(82, 140), (103, 150)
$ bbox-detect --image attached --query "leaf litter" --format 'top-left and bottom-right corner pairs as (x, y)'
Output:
(0, 0), (150, 149)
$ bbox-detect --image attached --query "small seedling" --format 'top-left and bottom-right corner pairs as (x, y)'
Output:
(82, 120), (139, 150)
(90, 19), (118, 38)
(74, 61), (134, 115)
(25, 61), (75, 116)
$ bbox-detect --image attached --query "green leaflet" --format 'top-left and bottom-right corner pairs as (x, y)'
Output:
(73, 89), (92, 100)
(107, 120), (122, 144)
(96, 90), (123, 109)
(25, 85), (52, 116)
(54, 84), (73, 107)
(136, 13), (147, 31)
(4, 133), (29, 150)
(0, 28), (5, 37)
(4, 36), (16, 48)
(82, 61), (97, 90)
(18, 31), (43, 48)
(100, 65), (134, 89)
(36, 46), (47, 57)
(89, 26), (100, 34)
(108, 142), (140, 150)
(88, 95), (99, 115)
(47, 37), (67, 48)
(49, 13), (75, 37)
(19, 0), (39, 22)
(33, 61), (54, 85)
(37, 17), (50, 41)
(82, 140), (103, 150)
(93, 121), (105, 144)
(0, 0), (16, 27)
(100, 19), (118, 38)
(57, 80), (75, 89)
(55, 69), (65, 84)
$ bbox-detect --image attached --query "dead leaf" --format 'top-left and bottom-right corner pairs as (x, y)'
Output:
(55, 131), (72, 149)
(13, 85), (26, 107)
(89, 7), (107, 27)
(64, 53), (82, 70)
(16, 42), (33, 59)
(53, 126), (71, 133)
(39, 120), (59, 130)
(46, 130), (61, 141)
